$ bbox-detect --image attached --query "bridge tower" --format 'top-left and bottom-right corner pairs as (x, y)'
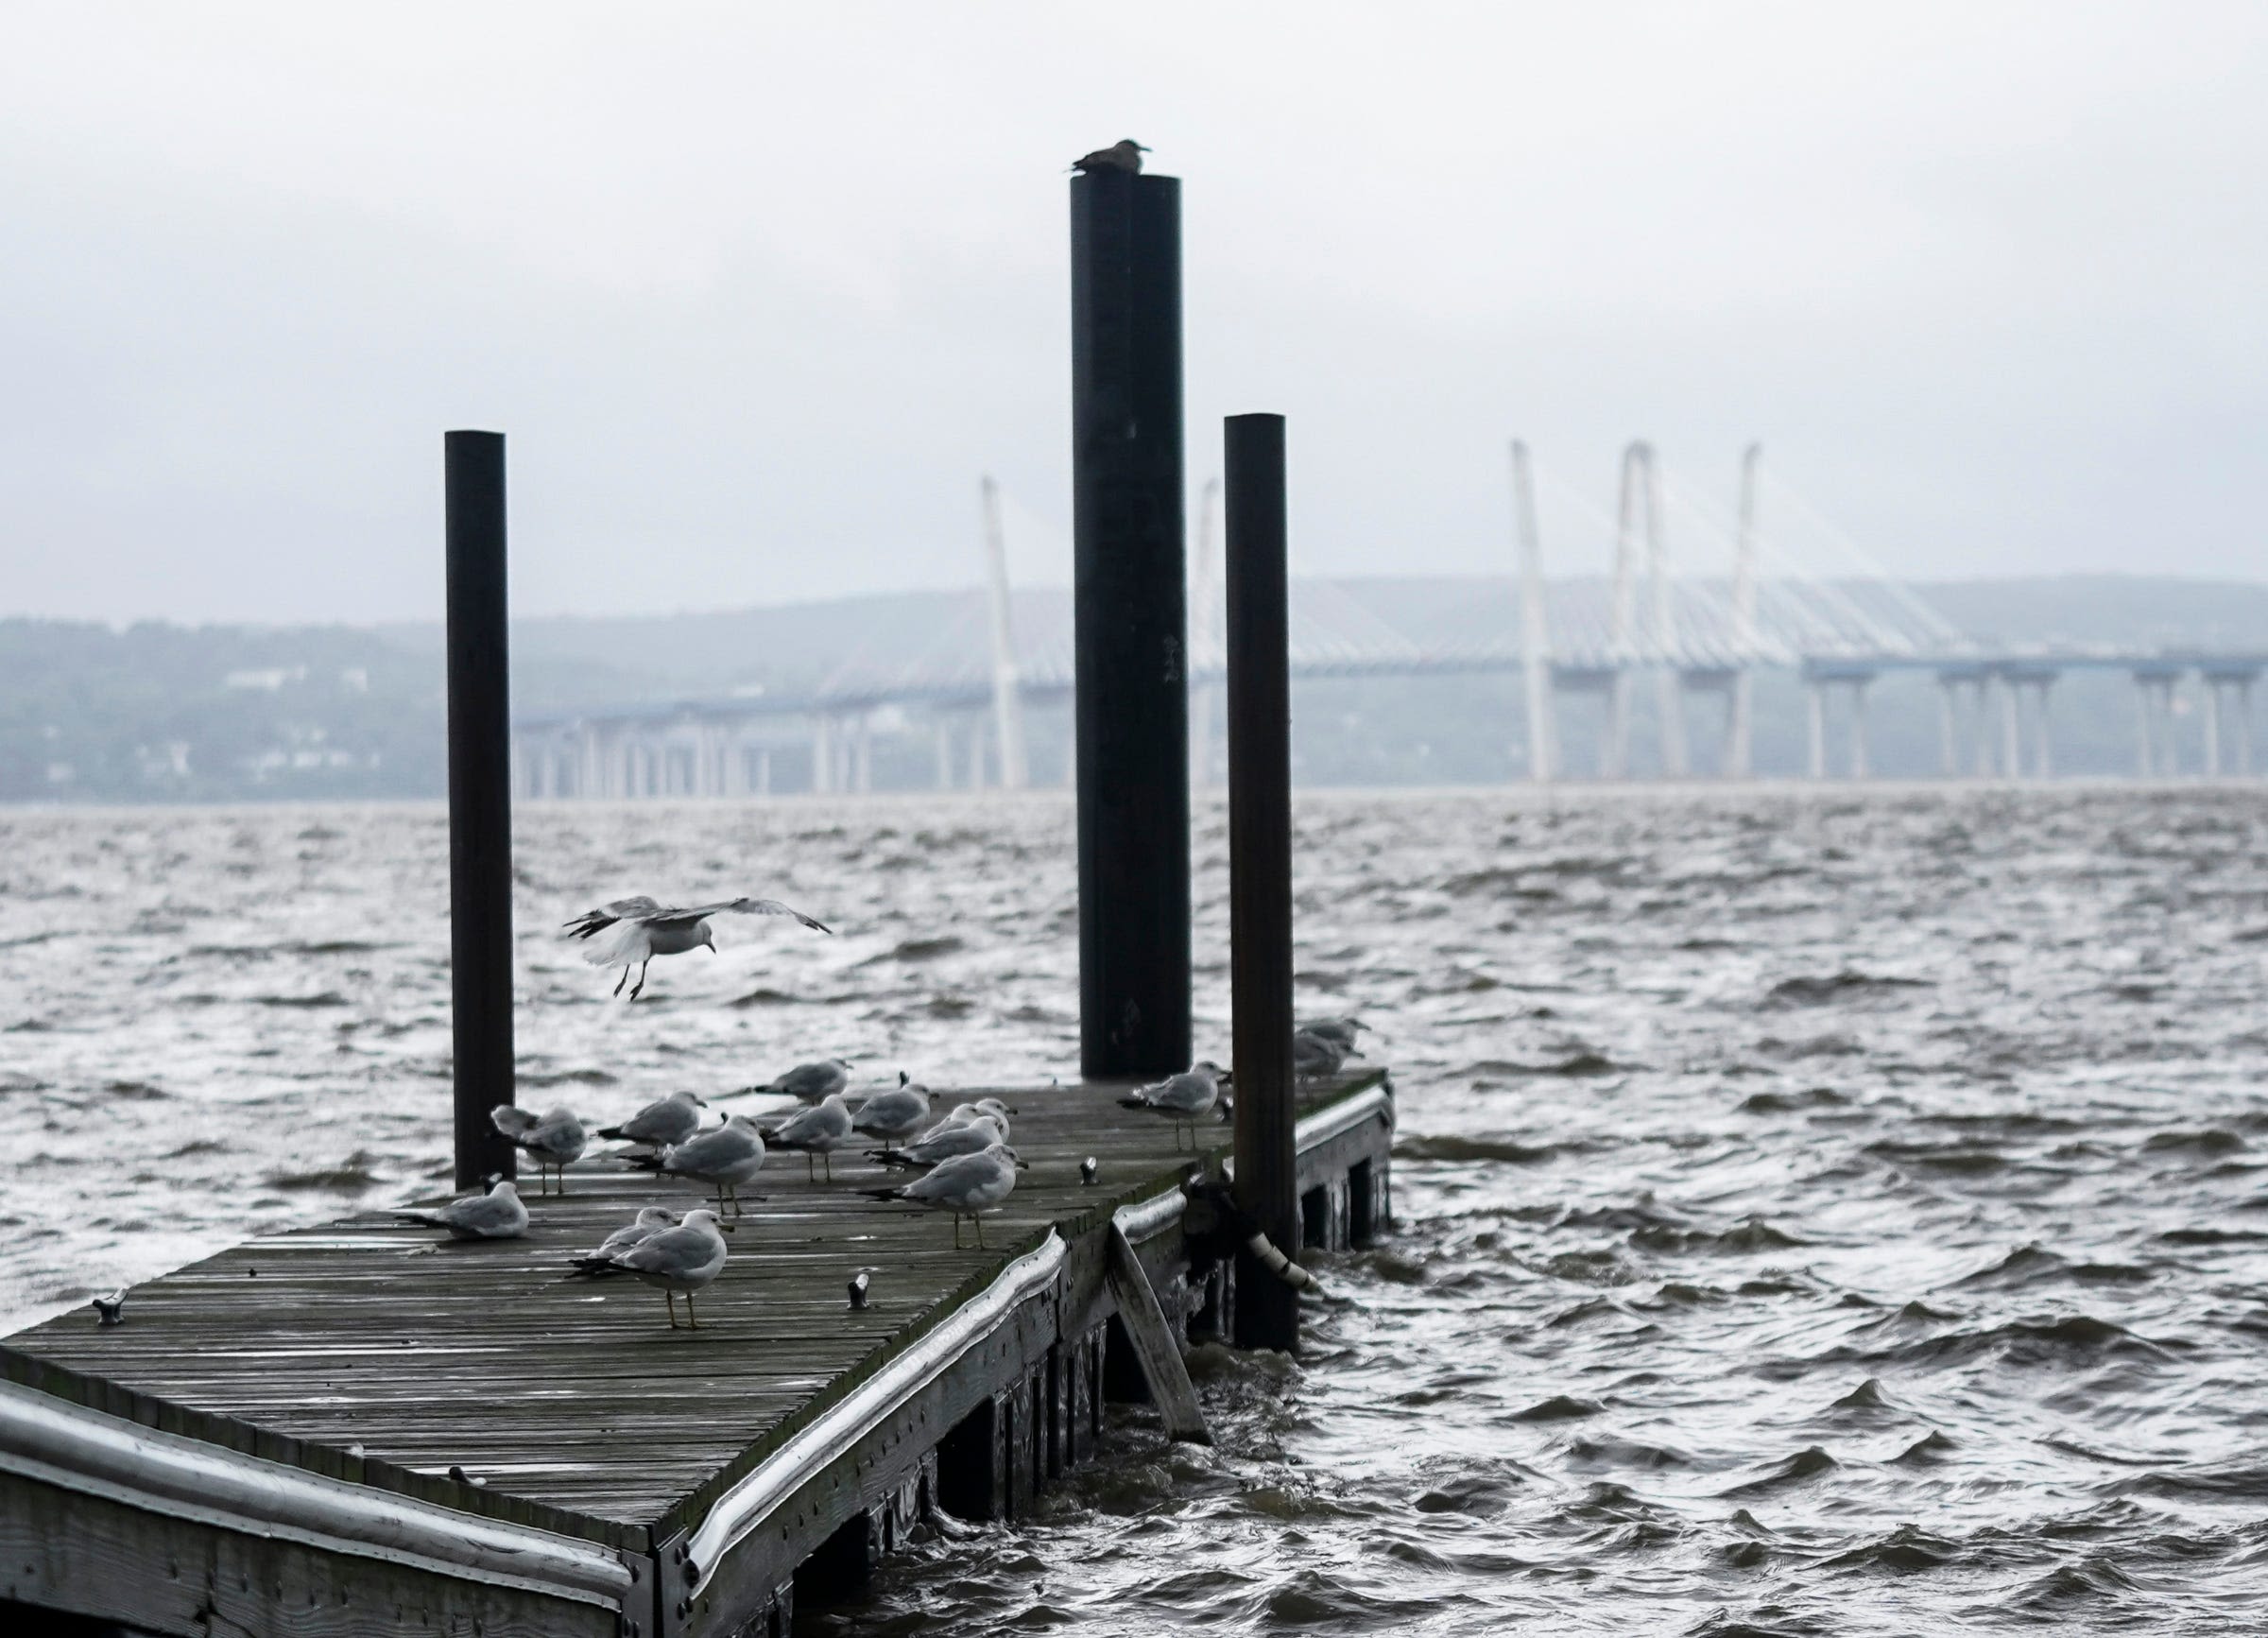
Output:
(1510, 441), (1555, 783)
(1641, 444), (1688, 777)
(980, 476), (1029, 790)
(1606, 445), (1641, 777)
(1727, 444), (1761, 778)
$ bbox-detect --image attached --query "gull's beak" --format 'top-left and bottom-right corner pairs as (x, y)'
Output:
(1135, 142), (1152, 151)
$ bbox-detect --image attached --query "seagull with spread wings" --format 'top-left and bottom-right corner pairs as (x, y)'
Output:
(561, 895), (833, 1000)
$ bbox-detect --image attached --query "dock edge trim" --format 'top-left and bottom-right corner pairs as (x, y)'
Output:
(1111, 1184), (1189, 1245)
(685, 1229), (1069, 1586)
(0, 1379), (635, 1609)
(1295, 1081), (1395, 1151)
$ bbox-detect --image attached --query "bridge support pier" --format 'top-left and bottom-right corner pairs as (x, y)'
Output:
(1804, 671), (1874, 780)
(1849, 681), (1870, 780)
(966, 716), (989, 791)
(2133, 669), (2181, 779)
(2201, 669), (2260, 778)
(1805, 681), (1826, 781)
(813, 716), (836, 796)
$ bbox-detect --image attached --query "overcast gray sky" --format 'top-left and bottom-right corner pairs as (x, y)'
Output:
(2, 2), (2263, 624)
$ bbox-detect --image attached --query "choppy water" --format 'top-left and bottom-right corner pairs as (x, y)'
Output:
(5, 786), (2267, 1634)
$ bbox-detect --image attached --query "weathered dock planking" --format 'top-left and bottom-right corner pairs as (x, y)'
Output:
(0, 1069), (1391, 1637)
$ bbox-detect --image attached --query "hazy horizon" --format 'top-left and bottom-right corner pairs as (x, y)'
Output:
(5, 4), (2265, 625)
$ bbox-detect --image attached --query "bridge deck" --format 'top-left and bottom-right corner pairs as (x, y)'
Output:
(0, 1072), (1382, 1563)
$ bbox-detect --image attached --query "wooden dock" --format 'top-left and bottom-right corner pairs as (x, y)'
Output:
(0, 1070), (1391, 1638)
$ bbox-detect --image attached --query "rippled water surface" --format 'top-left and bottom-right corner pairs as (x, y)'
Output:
(4, 786), (2266, 1634)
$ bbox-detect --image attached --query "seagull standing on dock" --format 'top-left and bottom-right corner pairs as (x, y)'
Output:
(1298, 1017), (1370, 1054)
(392, 1179), (528, 1241)
(562, 895), (833, 1001)
(1072, 139), (1149, 174)
(567, 1207), (676, 1276)
(851, 1074), (931, 1156)
(592, 1209), (730, 1329)
(627, 1114), (767, 1216)
(1120, 1062), (1229, 1149)
(596, 1089), (708, 1150)
(737, 1059), (853, 1103)
(768, 1093), (854, 1181)
(490, 1104), (587, 1195)
(860, 1144), (1025, 1248)
(870, 1112), (1005, 1170)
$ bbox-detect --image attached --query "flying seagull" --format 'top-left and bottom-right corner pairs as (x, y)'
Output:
(562, 895), (832, 1000)
(1072, 139), (1148, 175)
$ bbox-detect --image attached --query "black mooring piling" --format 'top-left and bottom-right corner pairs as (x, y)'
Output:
(1225, 412), (1298, 1351)
(1070, 166), (1191, 1078)
(445, 430), (517, 1188)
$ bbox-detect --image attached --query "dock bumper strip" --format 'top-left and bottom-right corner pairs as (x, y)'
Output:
(1296, 1082), (1395, 1151)
(0, 1379), (635, 1609)
(685, 1229), (1069, 1589)
(1111, 1185), (1189, 1245)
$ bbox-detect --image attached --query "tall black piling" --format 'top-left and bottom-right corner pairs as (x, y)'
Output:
(1225, 413), (1298, 1351)
(445, 429), (517, 1188)
(1070, 165), (1192, 1078)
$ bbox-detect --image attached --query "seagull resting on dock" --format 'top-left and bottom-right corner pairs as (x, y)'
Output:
(870, 1111), (1005, 1170)
(1120, 1062), (1229, 1149)
(1072, 139), (1149, 174)
(392, 1179), (527, 1241)
(567, 1207), (676, 1276)
(591, 1209), (730, 1329)
(768, 1093), (854, 1181)
(733, 1059), (853, 1103)
(860, 1144), (1025, 1248)
(851, 1073), (931, 1155)
(562, 895), (832, 1000)
(596, 1089), (707, 1150)
(627, 1114), (767, 1216)
(490, 1104), (587, 1195)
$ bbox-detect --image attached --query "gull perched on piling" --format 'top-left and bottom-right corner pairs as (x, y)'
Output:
(568, 1207), (675, 1276)
(392, 1179), (527, 1241)
(768, 1093), (854, 1181)
(1120, 1062), (1229, 1149)
(1072, 139), (1149, 174)
(490, 1104), (587, 1195)
(596, 1089), (707, 1150)
(589, 1209), (730, 1329)
(562, 895), (833, 1000)
(851, 1073), (931, 1155)
(627, 1114), (766, 1216)
(860, 1144), (1025, 1248)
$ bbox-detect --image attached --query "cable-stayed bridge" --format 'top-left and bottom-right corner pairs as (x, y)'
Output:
(513, 448), (2265, 798)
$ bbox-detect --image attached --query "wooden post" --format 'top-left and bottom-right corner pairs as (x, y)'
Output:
(1071, 164), (1191, 1078)
(1225, 413), (1297, 1352)
(445, 431), (517, 1189)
